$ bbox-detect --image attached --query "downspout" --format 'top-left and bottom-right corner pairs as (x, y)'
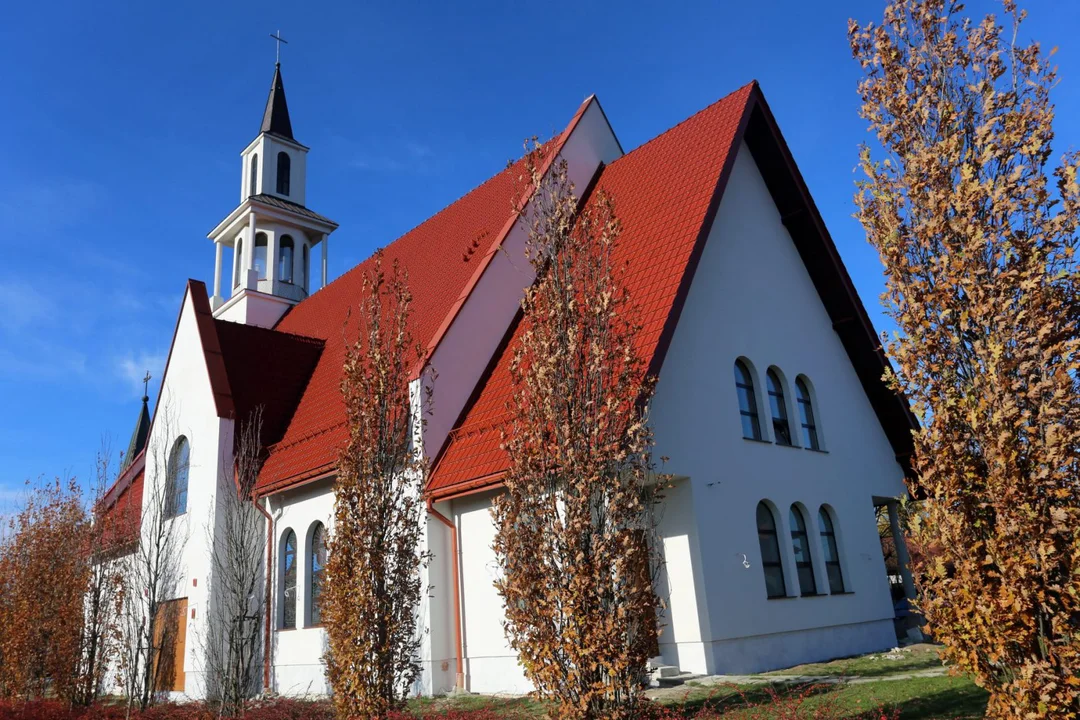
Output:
(426, 498), (465, 691)
(254, 494), (274, 692)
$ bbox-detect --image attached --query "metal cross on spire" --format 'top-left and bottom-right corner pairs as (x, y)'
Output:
(142, 371), (152, 400)
(269, 30), (288, 66)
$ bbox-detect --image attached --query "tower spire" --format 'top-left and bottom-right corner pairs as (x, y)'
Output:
(260, 61), (294, 141)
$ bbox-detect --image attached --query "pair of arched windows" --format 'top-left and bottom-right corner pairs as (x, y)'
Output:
(734, 360), (820, 450)
(756, 501), (845, 598)
(165, 436), (190, 518)
(281, 522), (327, 629)
(235, 234), (304, 286)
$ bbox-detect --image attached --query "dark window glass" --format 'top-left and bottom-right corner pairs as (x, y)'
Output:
(282, 530), (297, 629)
(734, 361), (762, 440)
(767, 369), (792, 445)
(302, 244), (310, 290)
(279, 235), (294, 283)
(276, 151), (291, 196)
(796, 378), (820, 450)
(234, 238), (243, 287)
(254, 233), (268, 280)
(819, 508), (845, 593)
(310, 523), (327, 625)
(789, 506), (817, 595)
(756, 502), (786, 598)
(166, 437), (189, 518)
(249, 154), (258, 196)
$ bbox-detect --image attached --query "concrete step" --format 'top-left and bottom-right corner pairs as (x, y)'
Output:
(653, 671), (704, 688)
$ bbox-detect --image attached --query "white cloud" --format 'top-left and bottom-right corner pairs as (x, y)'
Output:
(117, 350), (167, 399)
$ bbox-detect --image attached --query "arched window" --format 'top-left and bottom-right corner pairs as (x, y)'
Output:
(796, 377), (820, 450)
(756, 502), (786, 598)
(309, 522), (327, 625)
(279, 235), (294, 283)
(818, 507), (845, 593)
(253, 233), (268, 280)
(767, 369), (792, 445)
(233, 238), (243, 288)
(276, 151), (291, 196)
(166, 436), (189, 518)
(249, 153), (259, 196)
(302, 244), (310, 290)
(282, 529), (297, 629)
(789, 505), (817, 596)
(734, 360), (762, 440)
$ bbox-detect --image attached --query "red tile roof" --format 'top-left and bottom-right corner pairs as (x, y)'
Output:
(97, 454), (145, 555)
(256, 137), (566, 494)
(428, 83), (756, 497)
(214, 319), (324, 450)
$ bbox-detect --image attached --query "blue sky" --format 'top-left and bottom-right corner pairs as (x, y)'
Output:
(2, 1), (1079, 498)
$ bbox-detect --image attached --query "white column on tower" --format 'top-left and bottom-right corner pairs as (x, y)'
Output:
(212, 240), (224, 308)
(321, 233), (329, 288)
(245, 211), (257, 290)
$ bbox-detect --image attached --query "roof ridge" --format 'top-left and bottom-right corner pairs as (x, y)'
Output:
(606, 81), (757, 168)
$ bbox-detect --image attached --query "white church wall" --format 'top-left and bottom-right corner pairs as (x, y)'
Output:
(647, 140), (904, 675)
(139, 288), (235, 699)
(423, 99), (623, 461)
(268, 477), (334, 697)
(451, 490), (532, 695)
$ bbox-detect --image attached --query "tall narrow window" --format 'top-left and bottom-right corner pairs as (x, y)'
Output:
(302, 244), (310, 290)
(818, 507), (845, 593)
(789, 506), (817, 596)
(234, 238), (243, 288)
(767, 369), (792, 445)
(734, 360), (762, 440)
(279, 235), (294, 283)
(282, 529), (297, 629)
(276, 151), (291, 196)
(309, 523), (327, 625)
(756, 502), (787, 598)
(166, 436), (189, 518)
(249, 154), (259, 196)
(796, 377), (820, 450)
(254, 233), (268, 280)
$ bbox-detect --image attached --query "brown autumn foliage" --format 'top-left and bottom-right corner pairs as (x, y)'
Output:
(0, 478), (90, 702)
(851, 0), (1080, 716)
(323, 251), (430, 720)
(492, 146), (664, 720)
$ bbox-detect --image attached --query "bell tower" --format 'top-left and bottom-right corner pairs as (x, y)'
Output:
(208, 55), (338, 328)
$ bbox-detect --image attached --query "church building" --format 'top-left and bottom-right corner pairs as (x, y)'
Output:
(100, 61), (920, 698)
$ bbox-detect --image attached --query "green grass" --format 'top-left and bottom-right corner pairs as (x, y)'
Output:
(409, 674), (988, 719)
(662, 675), (986, 719)
(765, 644), (946, 679)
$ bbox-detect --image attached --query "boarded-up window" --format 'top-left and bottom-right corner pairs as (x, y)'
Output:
(153, 598), (187, 692)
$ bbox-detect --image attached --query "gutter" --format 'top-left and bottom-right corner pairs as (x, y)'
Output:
(426, 498), (465, 691)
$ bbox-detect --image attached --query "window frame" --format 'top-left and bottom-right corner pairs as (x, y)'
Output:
(734, 360), (763, 441)
(276, 151), (291, 196)
(279, 235), (295, 284)
(818, 507), (845, 594)
(308, 522), (327, 626)
(789, 505), (818, 596)
(249, 153), (259, 197)
(756, 501), (787, 599)
(796, 377), (820, 451)
(165, 436), (189, 518)
(766, 369), (793, 446)
(281, 528), (297, 630)
(253, 233), (268, 281)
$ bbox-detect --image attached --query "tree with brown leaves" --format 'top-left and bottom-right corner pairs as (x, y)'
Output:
(492, 147), (663, 720)
(851, 1), (1080, 716)
(323, 252), (430, 720)
(0, 478), (89, 702)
